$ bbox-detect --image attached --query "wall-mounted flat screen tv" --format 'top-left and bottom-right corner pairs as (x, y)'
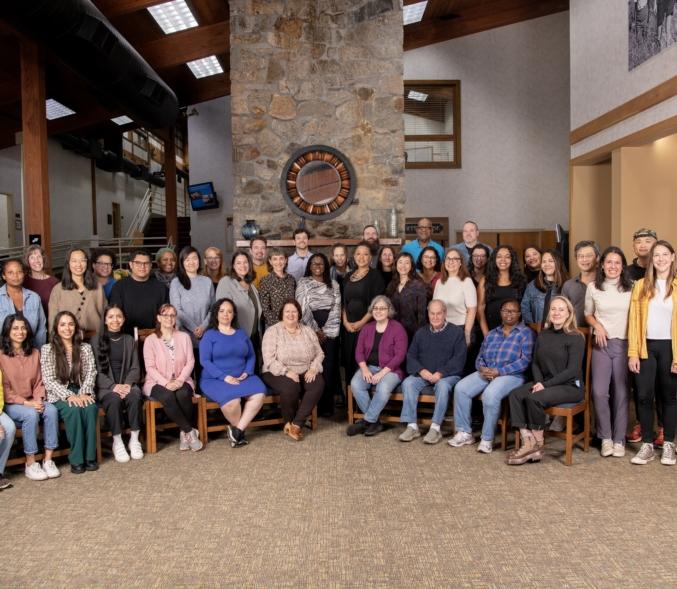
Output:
(188, 182), (219, 211)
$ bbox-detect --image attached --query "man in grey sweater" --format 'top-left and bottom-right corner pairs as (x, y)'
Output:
(399, 300), (467, 444)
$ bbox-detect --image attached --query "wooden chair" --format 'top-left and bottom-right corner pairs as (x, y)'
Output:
(515, 326), (593, 466)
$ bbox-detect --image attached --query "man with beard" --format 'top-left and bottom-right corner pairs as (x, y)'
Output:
(350, 225), (381, 270)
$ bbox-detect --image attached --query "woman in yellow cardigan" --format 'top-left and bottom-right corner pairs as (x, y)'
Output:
(628, 240), (677, 466)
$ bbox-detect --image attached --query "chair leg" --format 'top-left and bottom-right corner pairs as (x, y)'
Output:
(311, 405), (318, 431)
(565, 412), (573, 467)
(146, 403), (157, 454)
(196, 398), (207, 445)
(347, 386), (354, 425)
(583, 403), (590, 453)
(96, 411), (103, 463)
(501, 399), (508, 451)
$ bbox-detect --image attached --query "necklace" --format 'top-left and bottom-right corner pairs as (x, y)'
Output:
(350, 268), (369, 282)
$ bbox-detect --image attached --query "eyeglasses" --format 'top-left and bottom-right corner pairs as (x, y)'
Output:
(472, 254), (487, 260)
(205, 257), (221, 262)
(95, 262), (113, 268)
(310, 262), (325, 267)
(417, 226), (432, 230)
(501, 309), (520, 315)
(445, 257), (462, 263)
(373, 306), (389, 312)
(131, 261), (152, 267)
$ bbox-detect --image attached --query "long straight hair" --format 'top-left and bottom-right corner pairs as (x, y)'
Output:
(594, 246), (633, 292)
(534, 248), (569, 292)
(386, 252), (417, 298)
(97, 304), (126, 375)
(543, 295), (583, 337)
(440, 248), (470, 284)
(50, 311), (84, 385)
(176, 246), (202, 290)
(228, 250), (256, 284)
(61, 248), (98, 291)
(0, 314), (35, 357)
(639, 240), (677, 301)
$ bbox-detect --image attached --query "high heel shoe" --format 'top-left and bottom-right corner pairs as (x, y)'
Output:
(284, 422), (303, 441)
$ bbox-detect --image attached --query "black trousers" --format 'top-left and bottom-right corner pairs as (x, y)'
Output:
(633, 374), (664, 427)
(193, 347), (203, 393)
(509, 381), (584, 431)
(635, 339), (677, 443)
(262, 372), (324, 427)
(150, 383), (195, 433)
(99, 389), (144, 436)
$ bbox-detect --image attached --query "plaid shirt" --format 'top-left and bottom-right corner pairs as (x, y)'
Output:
(40, 343), (97, 403)
(476, 322), (535, 378)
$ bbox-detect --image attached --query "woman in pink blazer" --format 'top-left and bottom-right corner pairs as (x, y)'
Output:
(143, 304), (202, 451)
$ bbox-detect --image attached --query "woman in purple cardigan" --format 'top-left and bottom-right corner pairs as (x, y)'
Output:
(346, 295), (408, 437)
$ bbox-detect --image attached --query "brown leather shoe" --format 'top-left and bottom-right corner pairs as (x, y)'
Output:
(508, 436), (537, 465)
(288, 423), (303, 441)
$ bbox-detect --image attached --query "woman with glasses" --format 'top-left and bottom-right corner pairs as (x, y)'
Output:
(91, 248), (118, 299)
(433, 250), (477, 347)
(203, 247), (227, 292)
(22, 244), (60, 316)
(522, 245), (543, 284)
(415, 246), (442, 305)
(469, 245), (491, 287)
(48, 247), (106, 334)
(387, 252), (427, 343)
(521, 249), (569, 326)
(258, 247), (296, 328)
(154, 247), (177, 289)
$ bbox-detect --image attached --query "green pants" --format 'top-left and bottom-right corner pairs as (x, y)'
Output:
(54, 400), (99, 465)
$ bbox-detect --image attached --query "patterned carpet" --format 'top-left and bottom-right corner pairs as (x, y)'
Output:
(1, 414), (676, 588)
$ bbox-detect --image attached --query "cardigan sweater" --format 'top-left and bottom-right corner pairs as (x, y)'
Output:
(48, 282), (107, 334)
(531, 328), (585, 388)
(169, 276), (214, 347)
(0, 350), (46, 404)
(261, 322), (324, 376)
(89, 332), (141, 394)
(142, 331), (195, 395)
(354, 319), (408, 380)
(406, 322), (467, 378)
(628, 277), (677, 361)
(214, 277), (262, 338)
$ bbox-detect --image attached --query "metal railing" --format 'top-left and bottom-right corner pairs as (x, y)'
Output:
(126, 187), (189, 238)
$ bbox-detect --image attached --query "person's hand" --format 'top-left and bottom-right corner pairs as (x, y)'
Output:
(304, 369), (317, 383)
(428, 371), (443, 384)
(194, 326), (205, 339)
(316, 329), (328, 344)
(465, 333), (472, 346)
(113, 384), (131, 397)
(286, 370), (300, 383)
(671, 363), (677, 374)
(67, 395), (83, 407)
(419, 369), (433, 382)
(0, 425), (5, 437)
(225, 375), (240, 385)
(25, 399), (45, 413)
(371, 370), (388, 385)
(595, 325), (609, 348)
(81, 394), (95, 406)
(237, 373), (248, 381)
(531, 382), (545, 393)
(165, 380), (180, 391)
(360, 366), (373, 383)
(629, 356), (641, 374)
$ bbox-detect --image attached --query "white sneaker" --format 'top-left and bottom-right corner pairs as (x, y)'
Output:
(42, 460), (61, 478)
(448, 431), (475, 447)
(601, 439), (613, 457)
(128, 439), (144, 460)
(549, 415), (566, 432)
(112, 439), (131, 462)
(612, 443), (625, 457)
(477, 440), (493, 454)
(25, 462), (48, 481)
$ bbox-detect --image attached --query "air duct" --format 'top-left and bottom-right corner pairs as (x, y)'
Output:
(0, 0), (179, 129)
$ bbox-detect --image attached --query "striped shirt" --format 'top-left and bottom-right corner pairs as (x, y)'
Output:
(40, 343), (97, 402)
(295, 277), (342, 339)
(476, 322), (535, 378)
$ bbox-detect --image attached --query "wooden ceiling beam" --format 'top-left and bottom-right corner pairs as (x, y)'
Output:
(179, 72), (230, 106)
(92, 0), (168, 18)
(403, 0), (569, 52)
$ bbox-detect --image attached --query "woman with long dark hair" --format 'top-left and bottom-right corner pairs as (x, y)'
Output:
(48, 247), (106, 334)
(523, 244), (543, 284)
(585, 246), (634, 458)
(90, 305), (144, 462)
(521, 248), (569, 325)
(469, 244), (491, 287)
(628, 240), (677, 465)
(377, 246), (395, 286)
(40, 311), (99, 474)
(415, 245), (442, 305)
(387, 252), (427, 343)
(477, 245), (527, 335)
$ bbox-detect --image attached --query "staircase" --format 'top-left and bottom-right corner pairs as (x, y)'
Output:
(145, 217), (191, 253)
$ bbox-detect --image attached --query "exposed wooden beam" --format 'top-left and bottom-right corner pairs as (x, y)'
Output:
(137, 20), (230, 70)
(180, 72), (231, 106)
(403, 0), (569, 52)
(92, 0), (167, 18)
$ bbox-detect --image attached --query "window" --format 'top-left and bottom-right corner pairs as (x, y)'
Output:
(404, 80), (460, 169)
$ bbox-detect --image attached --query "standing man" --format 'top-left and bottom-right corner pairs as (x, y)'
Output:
(401, 218), (445, 266)
(250, 236), (269, 290)
(287, 228), (313, 282)
(398, 300), (466, 445)
(452, 221), (493, 264)
(562, 240), (600, 327)
(627, 228), (657, 281)
(108, 249), (169, 336)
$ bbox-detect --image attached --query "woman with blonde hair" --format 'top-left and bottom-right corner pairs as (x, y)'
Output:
(203, 247), (227, 292)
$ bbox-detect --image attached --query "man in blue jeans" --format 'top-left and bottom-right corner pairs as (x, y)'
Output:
(449, 298), (536, 453)
(399, 300), (467, 444)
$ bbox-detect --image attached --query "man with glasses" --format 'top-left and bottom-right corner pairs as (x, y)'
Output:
(561, 240), (600, 327)
(91, 248), (118, 299)
(109, 249), (169, 336)
(250, 236), (269, 290)
(452, 221), (493, 264)
(401, 218), (445, 267)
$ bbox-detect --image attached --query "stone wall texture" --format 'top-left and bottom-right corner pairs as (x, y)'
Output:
(230, 0), (405, 240)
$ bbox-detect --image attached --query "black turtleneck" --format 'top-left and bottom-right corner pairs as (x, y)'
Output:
(531, 327), (585, 388)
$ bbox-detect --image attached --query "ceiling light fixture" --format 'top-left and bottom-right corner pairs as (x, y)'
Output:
(148, 0), (198, 34)
(45, 99), (76, 120)
(407, 91), (428, 102)
(403, 1), (428, 25)
(187, 56), (224, 79)
(111, 115), (133, 125)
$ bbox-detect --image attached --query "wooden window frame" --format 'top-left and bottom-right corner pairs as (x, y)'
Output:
(404, 80), (461, 169)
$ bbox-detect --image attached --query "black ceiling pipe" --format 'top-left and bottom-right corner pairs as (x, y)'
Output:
(0, 0), (179, 129)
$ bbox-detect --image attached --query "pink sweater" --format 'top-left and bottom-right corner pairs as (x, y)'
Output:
(142, 330), (196, 396)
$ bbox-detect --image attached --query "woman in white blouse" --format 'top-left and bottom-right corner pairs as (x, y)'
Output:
(433, 249), (477, 346)
(585, 246), (634, 458)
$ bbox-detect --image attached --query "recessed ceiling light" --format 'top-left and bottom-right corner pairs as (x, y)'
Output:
(111, 116), (133, 125)
(148, 0), (198, 34)
(407, 91), (428, 102)
(187, 56), (224, 79)
(403, 1), (428, 25)
(46, 99), (76, 120)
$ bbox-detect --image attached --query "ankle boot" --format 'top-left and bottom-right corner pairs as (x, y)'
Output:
(528, 438), (546, 462)
(508, 436), (537, 465)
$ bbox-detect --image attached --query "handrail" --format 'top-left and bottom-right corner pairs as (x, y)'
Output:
(126, 187), (189, 238)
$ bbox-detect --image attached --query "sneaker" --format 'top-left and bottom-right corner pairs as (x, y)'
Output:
(612, 443), (625, 457)
(660, 441), (676, 465)
(128, 439), (144, 460)
(25, 462), (49, 481)
(631, 443), (655, 465)
(0, 476), (11, 489)
(398, 425), (421, 442)
(549, 415), (566, 432)
(627, 423), (642, 443)
(601, 439), (613, 457)
(187, 428), (203, 452)
(179, 430), (190, 451)
(477, 440), (493, 454)
(42, 460), (61, 478)
(654, 427), (664, 448)
(364, 421), (384, 437)
(448, 431), (475, 447)
(423, 428), (443, 444)
(346, 419), (367, 436)
(112, 439), (131, 463)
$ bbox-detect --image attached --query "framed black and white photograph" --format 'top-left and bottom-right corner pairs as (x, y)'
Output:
(629, 0), (676, 70)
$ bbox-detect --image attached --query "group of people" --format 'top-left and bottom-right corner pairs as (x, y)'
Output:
(0, 222), (674, 490)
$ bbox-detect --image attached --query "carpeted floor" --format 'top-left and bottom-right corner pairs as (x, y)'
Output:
(2, 414), (676, 588)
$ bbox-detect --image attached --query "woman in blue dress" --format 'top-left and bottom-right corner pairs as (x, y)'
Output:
(199, 298), (266, 447)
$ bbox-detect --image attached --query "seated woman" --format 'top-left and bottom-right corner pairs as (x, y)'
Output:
(143, 304), (201, 452)
(0, 381), (17, 490)
(258, 247), (296, 328)
(0, 314), (60, 480)
(507, 296), (585, 465)
(200, 298), (266, 447)
(449, 299), (535, 453)
(521, 248), (569, 325)
(387, 252), (427, 343)
(262, 299), (325, 441)
(41, 311), (99, 474)
(90, 305), (144, 463)
(346, 295), (408, 437)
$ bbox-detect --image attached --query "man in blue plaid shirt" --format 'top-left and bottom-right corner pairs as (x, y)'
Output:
(449, 298), (536, 453)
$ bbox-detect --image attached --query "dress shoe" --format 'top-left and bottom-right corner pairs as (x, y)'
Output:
(71, 463), (86, 475)
(285, 423), (303, 441)
(85, 461), (99, 472)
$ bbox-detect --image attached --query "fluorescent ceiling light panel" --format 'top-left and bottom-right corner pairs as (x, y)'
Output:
(45, 99), (75, 120)
(111, 115), (133, 125)
(407, 91), (428, 102)
(187, 55), (224, 79)
(403, 1), (428, 25)
(148, 0), (198, 34)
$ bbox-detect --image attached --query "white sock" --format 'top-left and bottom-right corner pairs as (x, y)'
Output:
(130, 430), (140, 443)
(408, 423), (419, 431)
(430, 423), (441, 432)
(113, 434), (123, 445)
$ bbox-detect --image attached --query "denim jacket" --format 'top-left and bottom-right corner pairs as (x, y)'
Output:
(521, 279), (559, 325)
(0, 285), (48, 349)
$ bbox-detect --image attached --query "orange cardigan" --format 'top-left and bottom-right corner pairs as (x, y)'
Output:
(628, 278), (677, 362)
(142, 330), (196, 395)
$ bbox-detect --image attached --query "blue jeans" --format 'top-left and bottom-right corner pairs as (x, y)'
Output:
(4, 402), (60, 455)
(400, 374), (461, 425)
(350, 366), (402, 423)
(0, 412), (17, 475)
(454, 371), (524, 441)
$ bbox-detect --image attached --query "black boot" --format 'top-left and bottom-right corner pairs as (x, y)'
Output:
(227, 425), (244, 448)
